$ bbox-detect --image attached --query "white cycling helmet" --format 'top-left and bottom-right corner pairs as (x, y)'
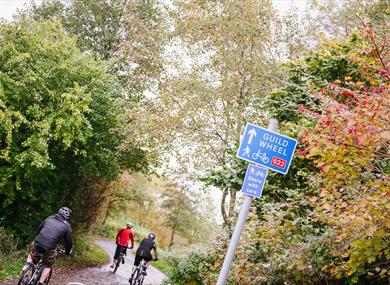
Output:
(127, 222), (134, 228)
(58, 207), (72, 220)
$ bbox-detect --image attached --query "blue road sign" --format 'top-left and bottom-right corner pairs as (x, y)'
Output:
(241, 164), (268, 198)
(237, 123), (297, 174)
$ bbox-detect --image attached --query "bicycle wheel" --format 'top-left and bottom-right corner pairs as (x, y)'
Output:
(113, 258), (120, 273)
(29, 266), (43, 285)
(137, 274), (145, 285)
(44, 268), (52, 285)
(17, 264), (34, 285)
(131, 269), (140, 285)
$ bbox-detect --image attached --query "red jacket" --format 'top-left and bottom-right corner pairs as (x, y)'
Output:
(116, 227), (134, 248)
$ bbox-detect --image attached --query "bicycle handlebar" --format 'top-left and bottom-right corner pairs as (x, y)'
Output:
(56, 248), (66, 255)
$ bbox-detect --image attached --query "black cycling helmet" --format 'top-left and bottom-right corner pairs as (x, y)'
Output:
(148, 233), (156, 240)
(58, 207), (72, 220)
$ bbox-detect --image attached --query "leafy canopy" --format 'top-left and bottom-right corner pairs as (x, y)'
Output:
(0, 20), (129, 241)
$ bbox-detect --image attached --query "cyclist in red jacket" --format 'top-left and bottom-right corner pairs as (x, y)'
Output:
(110, 222), (134, 268)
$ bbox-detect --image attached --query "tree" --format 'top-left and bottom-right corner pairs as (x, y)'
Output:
(229, 29), (389, 285)
(20, 0), (168, 98)
(24, 0), (130, 60)
(0, 20), (141, 241)
(300, 32), (389, 283)
(100, 172), (150, 225)
(20, 0), (168, 167)
(307, 0), (390, 38)
(145, 0), (284, 227)
(160, 183), (195, 249)
(186, 25), (389, 284)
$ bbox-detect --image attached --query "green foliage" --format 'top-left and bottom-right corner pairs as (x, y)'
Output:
(162, 249), (216, 285)
(0, 20), (136, 242)
(0, 226), (26, 280)
(150, 0), (284, 186)
(22, 0), (126, 60)
(309, 0), (390, 37)
(160, 183), (196, 248)
(198, 28), (389, 285)
(20, 0), (168, 167)
(20, 0), (168, 99)
(266, 36), (365, 122)
(93, 222), (118, 239)
(224, 212), (334, 284)
(300, 48), (390, 283)
(200, 148), (247, 192)
(94, 217), (150, 244)
(56, 234), (109, 268)
(0, 255), (25, 281)
(0, 226), (17, 259)
(241, 30), (390, 285)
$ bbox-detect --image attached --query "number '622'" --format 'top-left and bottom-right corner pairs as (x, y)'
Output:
(271, 157), (286, 169)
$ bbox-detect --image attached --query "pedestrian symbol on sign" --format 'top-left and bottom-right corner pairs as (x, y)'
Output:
(241, 164), (268, 198)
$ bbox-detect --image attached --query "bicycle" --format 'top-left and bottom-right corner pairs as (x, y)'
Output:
(17, 246), (65, 285)
(129, 258), (157, 285)
(252, 150), (270, 163)
(113, 246), (130, 274)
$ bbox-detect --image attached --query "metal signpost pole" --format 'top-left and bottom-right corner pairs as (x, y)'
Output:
(216, 119), (278, 285)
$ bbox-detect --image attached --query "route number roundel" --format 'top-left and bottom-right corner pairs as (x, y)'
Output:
(271, 157), (286, 169)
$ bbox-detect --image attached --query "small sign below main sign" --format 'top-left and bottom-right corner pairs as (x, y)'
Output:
(237, 123), (297, 174)
(241, 164), (268, 198)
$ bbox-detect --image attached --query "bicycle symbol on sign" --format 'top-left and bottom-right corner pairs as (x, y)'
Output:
(251, 150), (270, 164)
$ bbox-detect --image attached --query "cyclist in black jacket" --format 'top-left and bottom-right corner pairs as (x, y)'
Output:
(129, 233), (158, 283)
(22, 207), (73, 285)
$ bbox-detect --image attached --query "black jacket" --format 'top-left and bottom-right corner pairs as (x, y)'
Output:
(34, 214), (73, 254)
(136, 238), (156, 258)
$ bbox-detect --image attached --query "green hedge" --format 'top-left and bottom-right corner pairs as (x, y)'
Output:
(162, 249), (216, 285)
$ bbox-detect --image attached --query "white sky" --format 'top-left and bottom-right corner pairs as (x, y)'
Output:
(0, 0), (307, 21)
(0, 0), (39, 20)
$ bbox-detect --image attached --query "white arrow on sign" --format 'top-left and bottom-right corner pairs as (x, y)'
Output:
(247, 128), (257, 145)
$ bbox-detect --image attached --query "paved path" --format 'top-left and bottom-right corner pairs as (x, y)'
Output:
(94, 239), (166, 285)
(2, 240), (166, 285)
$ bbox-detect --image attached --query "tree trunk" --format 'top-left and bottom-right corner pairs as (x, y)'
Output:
(103, 200), (114, 225)
(221, 190), (230, 228)
(168, 226), (175, 250)
(228, 188), (237, 220)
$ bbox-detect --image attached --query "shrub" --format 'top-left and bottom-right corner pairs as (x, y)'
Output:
(0, 226), (17, 259)
(0, 226), (26, 280)
(162, 249), (216, 285)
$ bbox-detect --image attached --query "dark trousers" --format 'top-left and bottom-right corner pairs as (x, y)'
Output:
(114, 245), (127, 259)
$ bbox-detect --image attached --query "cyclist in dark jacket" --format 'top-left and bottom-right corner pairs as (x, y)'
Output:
(129, 233), (158, 283)
(22, 207), (73, 285)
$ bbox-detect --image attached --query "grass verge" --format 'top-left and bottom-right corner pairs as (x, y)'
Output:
(0, 254), (26, 281)
(57, 239), (109, 268)
(152, 258), (170, 273)
(0, 236), (109, 282)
